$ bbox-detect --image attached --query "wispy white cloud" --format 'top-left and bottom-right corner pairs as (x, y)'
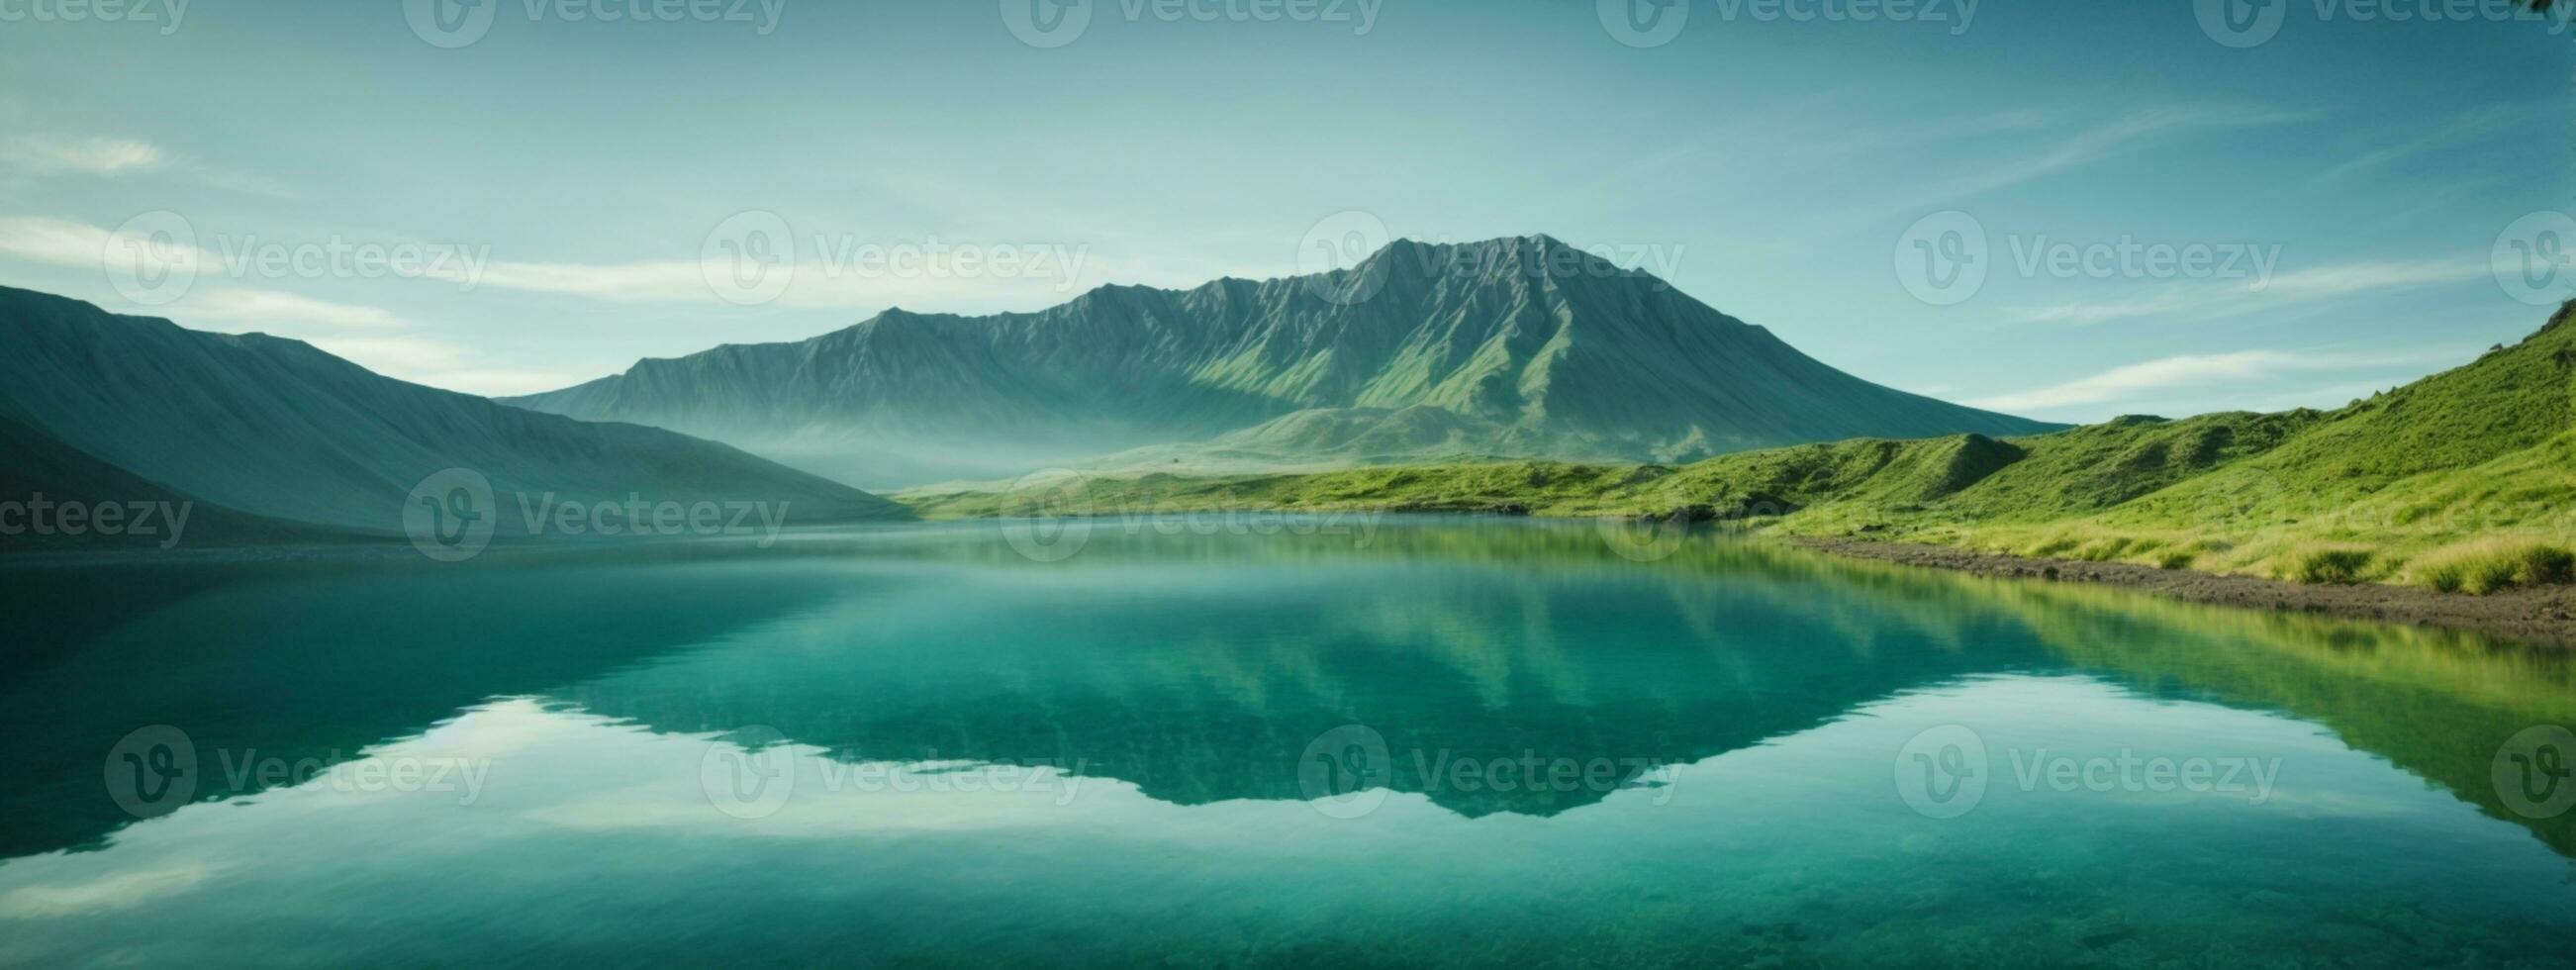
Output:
(0, 866), (213, 919)
(1971, 350), (2303, 411)
(2255, 257), (2491, 297)
(468, 247), (1122, 314)
(1577, 100), (2054, 208)
(407, 369), (586, 396)
(0, 134), (293, 197)
(2008, 255), (2488, 326)
(182, 328), (571, 396)
(0, 216), (401, 330)
(0, 215), (123, 268)
(0, 216), (560, 394)
(0, 135), (165, 175)
(0, 216), (673, 395)
(1968, 347), (2446, 412)
(1899, 106), (2312, 213)
(2311, 106), (2536, 187)
(2008, 293), (2193, 327)
(1, 218), (669, 397)
(470, 259), (710, 301)
(184, 331), (572, 396)
(187, 289), (401, 330)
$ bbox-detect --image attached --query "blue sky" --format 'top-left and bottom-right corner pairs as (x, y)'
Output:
(0, 0), (2569, 423)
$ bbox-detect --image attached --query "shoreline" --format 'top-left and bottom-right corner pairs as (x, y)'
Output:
(17, 510), (2575, 645)
(1791, 537), (2576, 647)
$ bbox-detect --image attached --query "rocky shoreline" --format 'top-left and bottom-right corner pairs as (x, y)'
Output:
(1792, 537), (2576, 646)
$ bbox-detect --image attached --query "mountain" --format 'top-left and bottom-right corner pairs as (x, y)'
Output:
(906, 302), (2576, 593)
(0, 410), (357, 549)
(506, 236), (2057, 488)
(0, 285), (908, 543)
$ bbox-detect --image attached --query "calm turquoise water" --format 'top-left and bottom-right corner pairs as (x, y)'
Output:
(4, 519), (2575, 968)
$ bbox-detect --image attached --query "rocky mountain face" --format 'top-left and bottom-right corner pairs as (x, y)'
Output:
(507, 236), (2056, 487)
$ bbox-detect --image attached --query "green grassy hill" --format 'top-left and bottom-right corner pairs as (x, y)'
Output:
(0, 285), (911, 541)
(902, 303), (2576, 594)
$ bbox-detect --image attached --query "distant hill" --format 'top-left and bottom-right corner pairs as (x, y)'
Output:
(0, 285), (908, 547)
(0, 410), (356, 549)
(904, 302), (2576, 592)
(506, 236), (2057, 488)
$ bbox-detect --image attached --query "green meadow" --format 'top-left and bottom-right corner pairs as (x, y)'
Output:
(905, 304), (2576, 594)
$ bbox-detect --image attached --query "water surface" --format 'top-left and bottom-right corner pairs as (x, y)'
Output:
(3, 519), (2573, 967)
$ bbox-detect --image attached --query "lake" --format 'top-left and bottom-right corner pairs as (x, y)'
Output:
(3, 518), (2574, 967)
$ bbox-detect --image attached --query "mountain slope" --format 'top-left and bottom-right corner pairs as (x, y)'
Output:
(508, 236), (2056, 487)
(903, 301), (2576, 590)
(2106, 308), (2576, 531)
(0, 411), (360, 549)
(0, 285), (909, 538)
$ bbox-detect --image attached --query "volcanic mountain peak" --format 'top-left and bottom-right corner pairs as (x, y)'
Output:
(505, 235), (2056, 488)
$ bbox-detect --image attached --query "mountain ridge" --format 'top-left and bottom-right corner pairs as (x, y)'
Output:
(507, 235), (2059, 488)
(0, 285), (909, 544)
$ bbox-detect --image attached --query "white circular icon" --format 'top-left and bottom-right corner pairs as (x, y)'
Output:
(2195, 0), (2286, 48)
(2493, 212), (2576, 307)
(2494, 725), (2576, 820)
(701, 210), (797, 307)
(1002, 469), (1094, 562)
(105, 725), (198, 820)
(1895, 724), (1988, 819)
(1596, 514), (1689, 562)
(702, 725), (799, 821)
(1298, 724), (1392, 819)
(103, 210), (199, 307)
(1297, 210), (1392, 306)
(1598, 0), (1689, 48)
(406, 0), (499, 48)
(404, 467), (497, 562)
(1894, 210), (1988, 307)
(1002, 0), (1093, 48)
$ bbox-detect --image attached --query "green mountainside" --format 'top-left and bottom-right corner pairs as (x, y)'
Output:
(0, 285), (908, 545)
(904, 303), (2576, 592)
(0, 411), (358, 549)
(506, 236), (2056, 488)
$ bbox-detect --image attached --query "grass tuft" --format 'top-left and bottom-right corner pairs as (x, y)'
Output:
(2409, 539), (2576, 595)
(2285, 546), (2375, 585)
